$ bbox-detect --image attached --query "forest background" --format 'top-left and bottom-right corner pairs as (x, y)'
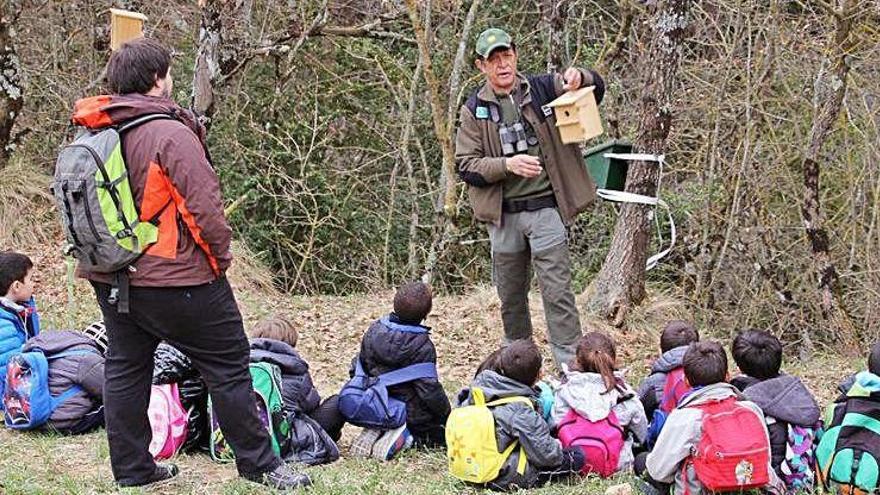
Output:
(0, 0), (877, 493)
(0, 0), (879, 357)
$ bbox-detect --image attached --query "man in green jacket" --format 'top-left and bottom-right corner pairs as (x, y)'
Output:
(455, 28), (604, 367)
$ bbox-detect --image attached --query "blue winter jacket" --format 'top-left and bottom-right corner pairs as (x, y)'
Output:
(0, 297), (41, 401)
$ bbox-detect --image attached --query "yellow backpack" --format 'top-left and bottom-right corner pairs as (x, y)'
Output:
(446, 386), (531, 483)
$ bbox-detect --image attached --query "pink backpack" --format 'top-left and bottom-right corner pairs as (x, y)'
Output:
(557, 409), (625, 477)
(148, 383), (189, 460)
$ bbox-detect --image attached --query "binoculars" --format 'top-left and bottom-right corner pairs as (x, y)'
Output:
(499, 122), (529, 156)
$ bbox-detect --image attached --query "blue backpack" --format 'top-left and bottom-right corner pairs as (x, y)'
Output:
(3, 349), (93, 430)
(338, 359), (438, 429)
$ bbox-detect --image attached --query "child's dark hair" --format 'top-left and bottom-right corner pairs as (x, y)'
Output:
(732, 329), (782, 380)
(496, 340), (542, 387)
(869, 342), (880, 376)
(660, 320), (700, 353)
(475, 347), (504, 378)
(683, 340), (728, 387)
(0, 251), (33, 296)
(574, 332), (617, 393)
(393, 281), (432, 324)
(251, 314), (298, 348)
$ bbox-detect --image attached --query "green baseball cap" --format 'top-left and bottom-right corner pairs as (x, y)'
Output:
(475, 28), (513, 58)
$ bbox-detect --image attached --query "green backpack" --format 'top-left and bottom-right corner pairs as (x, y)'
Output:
(52, 114), (172, 273)
(209, 362), (290, 462)
(816, 384), (880, 494)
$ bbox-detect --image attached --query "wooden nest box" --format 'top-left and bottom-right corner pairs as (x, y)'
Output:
(110, 9), (147, 51)
(547, 86), (603, 144)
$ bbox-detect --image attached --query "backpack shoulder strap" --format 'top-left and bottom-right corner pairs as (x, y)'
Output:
(465, 90), (502, 123)
(117, 113), (175, 134)
(380, 317), (430, 334)
(485, 396), (533, 408)
(353, 358), (367, 378)
(377, 362), (437, 387)
(50, 384), (84, 410)
(45, 349), (99, 361)
(465, 91), (480, 115)
(660, 368), (686, 407)
(526, 73), (559, 120)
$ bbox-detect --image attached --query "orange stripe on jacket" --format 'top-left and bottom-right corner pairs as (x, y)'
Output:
(140, 162), (177, 259)
(72, 96), (113, 128)
(166, 182), (221, 276)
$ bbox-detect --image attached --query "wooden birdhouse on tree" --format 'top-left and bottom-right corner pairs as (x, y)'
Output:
(109, 9), (147, 51)
(547, 86), (603, 144)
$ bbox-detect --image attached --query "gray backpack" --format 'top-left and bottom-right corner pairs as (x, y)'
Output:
(52, 114), (171, 310)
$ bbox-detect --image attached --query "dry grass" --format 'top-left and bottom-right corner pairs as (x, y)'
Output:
(0, 212), (863, 494)
(0, 158), (56, 250)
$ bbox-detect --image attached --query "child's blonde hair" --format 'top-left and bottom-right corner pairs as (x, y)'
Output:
(251, 314), (298, 348)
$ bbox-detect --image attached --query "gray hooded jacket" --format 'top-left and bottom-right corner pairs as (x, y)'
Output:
(739, 374), (821, 476)
(22, 331), (104, 432)
(637, 346), (688, 417)
(551, 370), (647, 471)
(457, 370), (563, 490)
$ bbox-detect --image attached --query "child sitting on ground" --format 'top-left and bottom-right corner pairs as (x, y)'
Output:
(347, 281), (451, 460)
(816, 342), (880, 494)
(642, 341), (782, 495)
(249, 314), (343, 464)
(454, 340), (583, 490)
(552, 332), (647, 475)
(0, 252), (40, 404)
(637, 320), (699, 419)
(730, 329), (820, 491)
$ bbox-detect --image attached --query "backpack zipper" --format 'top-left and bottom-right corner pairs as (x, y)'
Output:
(706, 446), (768, 459)
(80, 182), (102, 242)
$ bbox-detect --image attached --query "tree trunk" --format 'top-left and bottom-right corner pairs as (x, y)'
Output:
(0, 0), (23, 169)
(403, 0), (456, 218)
(191, 0), (221, 120)
(800, 0), (863, 334)
(191, 0), (253, 122)
(586, 0), (691, 326)
(541, 0), (567, 73)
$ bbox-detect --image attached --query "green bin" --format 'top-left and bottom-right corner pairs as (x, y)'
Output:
(584, 139), (632, 191)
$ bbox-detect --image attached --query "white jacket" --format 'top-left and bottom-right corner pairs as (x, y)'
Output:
(551, 370), (648, 471)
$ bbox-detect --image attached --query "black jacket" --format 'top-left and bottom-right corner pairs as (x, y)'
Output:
(356, 314), (451, 446)
(249, 338), (321, 415)
(735, 374), (821, 477)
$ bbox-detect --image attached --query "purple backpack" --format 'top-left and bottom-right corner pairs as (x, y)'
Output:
(557, 409), (625, 477)
(780, 423), (818, 493)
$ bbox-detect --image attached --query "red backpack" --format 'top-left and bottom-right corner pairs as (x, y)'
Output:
(646, 367), (693, 448)
(557, 409), (625, 478)
(660, 367), (691, 413)
(685, 397), (771, 494)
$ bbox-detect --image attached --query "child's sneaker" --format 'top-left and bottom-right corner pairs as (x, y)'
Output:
(371, 423), (413, 461)
(350, 428), (382, 458)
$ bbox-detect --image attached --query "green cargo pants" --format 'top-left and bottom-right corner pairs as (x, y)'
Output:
(488, 207), (582, 369)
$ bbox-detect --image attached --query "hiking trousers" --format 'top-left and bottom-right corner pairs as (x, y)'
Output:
(488, 207), (582, 368)
(93, 278), (281, 485)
